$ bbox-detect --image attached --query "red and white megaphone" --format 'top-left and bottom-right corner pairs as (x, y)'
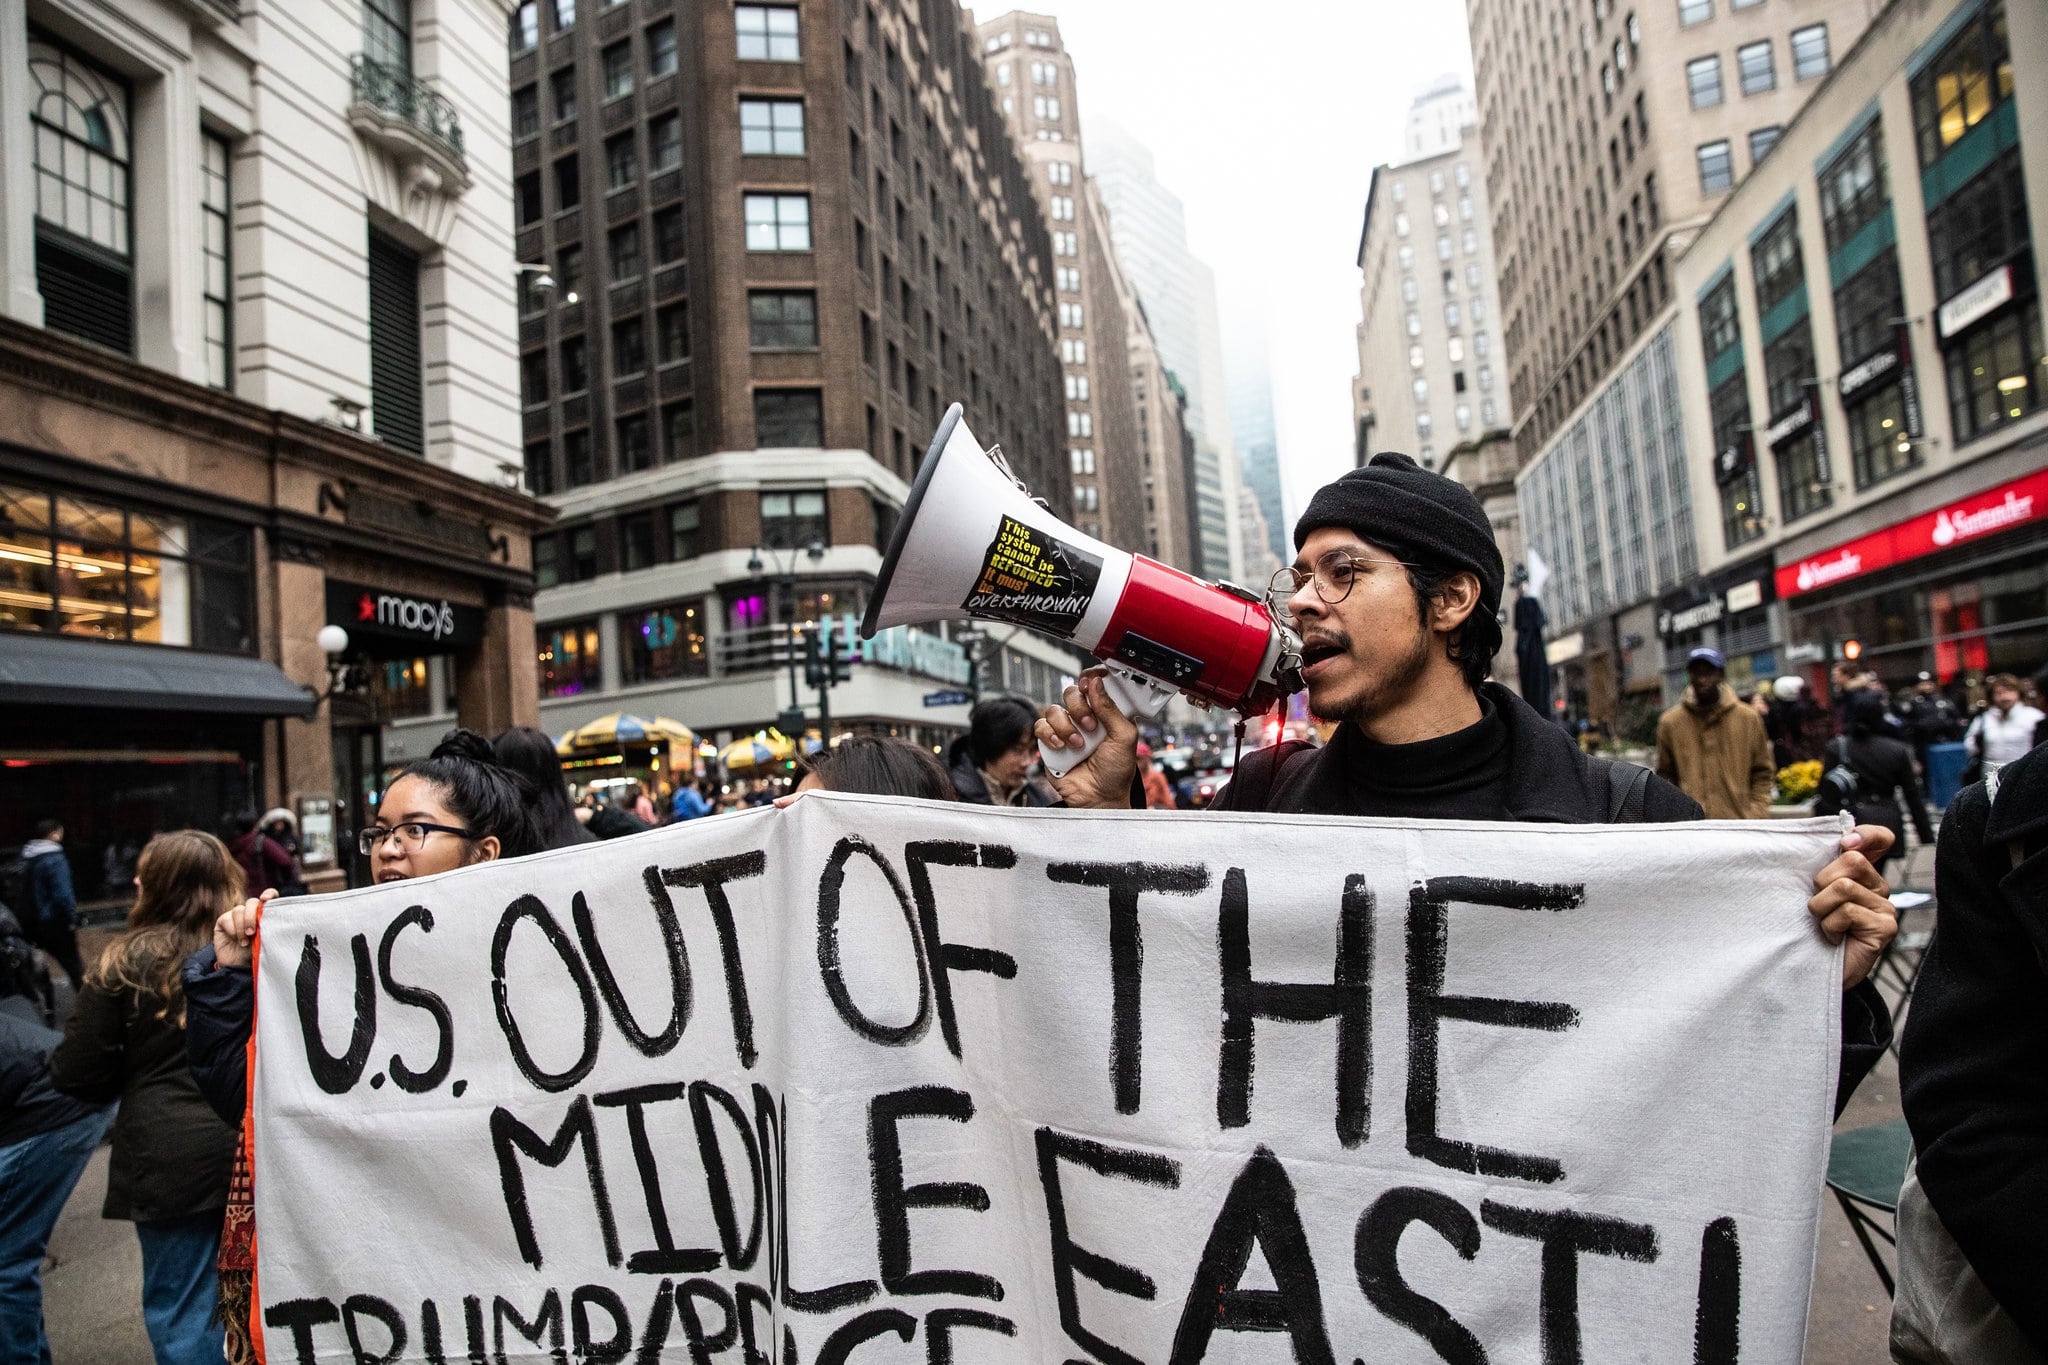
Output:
(861, 404), (1303, 776)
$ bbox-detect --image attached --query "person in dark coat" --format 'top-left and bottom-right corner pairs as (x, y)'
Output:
(1893, 743), (2048, 1359)
(51, 830), (242, 1365)
(1818, 694), (1935, 875)
(0, 988), (112, 1360)
(226, 813), (294, 898)
(17, 821), (82, 990)
(946, 696), (1059, 806)
(1040, 453), (1900, 1114)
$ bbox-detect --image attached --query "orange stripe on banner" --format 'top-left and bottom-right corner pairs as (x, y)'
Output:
(246, 909), (265, 1364)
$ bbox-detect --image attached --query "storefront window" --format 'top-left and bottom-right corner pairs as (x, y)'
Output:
(622, 599), (709, 683)
(371, 657), (436, 719)
(539, 619), (602, 696)
(0, 481), (251, 650)
(1945, 304), (2046, 445)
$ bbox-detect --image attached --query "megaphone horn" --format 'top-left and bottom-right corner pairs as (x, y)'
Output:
(862, 404), (1302, 776)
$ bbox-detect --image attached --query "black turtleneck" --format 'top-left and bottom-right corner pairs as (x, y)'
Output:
(1321, 692), (1512, 820)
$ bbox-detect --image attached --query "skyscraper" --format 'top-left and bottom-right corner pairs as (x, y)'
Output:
(1087, 118), (1244, 581)
(510, 0), (1078, 744)
(1224, 307), (1287, 570)
(973, 11), (1145, 554)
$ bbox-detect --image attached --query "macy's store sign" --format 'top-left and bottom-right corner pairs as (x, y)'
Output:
(1776, 468), (2048, 598)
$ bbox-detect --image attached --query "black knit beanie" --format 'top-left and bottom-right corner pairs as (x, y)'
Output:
(1293, 453), (1504, 618)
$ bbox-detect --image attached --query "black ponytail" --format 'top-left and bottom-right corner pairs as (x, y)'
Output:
(395, 727), (543, 859)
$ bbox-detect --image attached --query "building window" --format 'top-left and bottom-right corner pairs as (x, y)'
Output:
(364, 0), (414, 75)
(1736, 40), (1775, 96)
(1455, 403), (1472, 432)
(1447, 335), (1465, 362)
(553, 0), (575, 31)
(608, 223), (641, 282)
(624, 600), (710, 682)
(28, 40), (134, 355)
(1416, 413), (1432, 440)
(1699, 275), (1741, 357)
(1402, 276), (1418, 303)
(1395, 212), (1410, 237)
(1833, 249), (1903, 368)
(1067, 411), (1092, 437)
(1050, 195), (1074, 221)
(521, 350), (549, 405)
(0, 482), (253, 650)
(539, 620), (602, 698)
(564, 429), (594, 485)
(760, 488), (828, 546)
(1461, 228), (1478, 256)
(1481, 398), (1497, 425)
(736, 5), (801, 61)
(512, 86), (540, 140)
(659, 302), (691, 362)
(1710, 372), (1762, 549)
(1049, 161), (1072, 186)
(756, 389), (824, 447)
(1946, 305), (2045, 444)
(1762, 320), (1815, 425)
(605, 133), (636, 189)
(1790, 24), (1830, 81)
(516, 171), (542, 226)
(562, 333), (588, 391)
(669, 500), (702, 558)
(1444, 300), (1462, 328)
(526, 442), (555, 498)
(554, 154), (582, 210)
(551, 68), (577, 122)
(557, 244), (583, 301)
(748, 290), (817, 348)
(602, 41), (634, 100)
(201, 133), (232, 390)
(1071, 447), (1094, 475)
(1397, 245), (1413, 271)
(1696, 140), (1733, 194)
(366, 228), (423, 454)
(1819, 119), (1887, 253)
(612, 317), (645, 375)
(1926, 148), (2029, 303)
(1750, 207), (1803, 316)
(649, 113), (681, 171)
(744, 193), (811, 251)
(654, 206), (685, 263)
(1845, 383), (1919, 492)
(620, 511), (657, 571)
(1775, 427), (1831, 525)
(664, 401), (695, 461)
(647, 20), (678, 77)
(1472, 331), (1488, 356)
(617, 412), (652, 472)
(1911, 2), (2012, 167)
(1686, 56), (1722, 109)
(740, 98), (805, 155)
(511, 1), (538, 52)
(1748, 126), (1781, 165)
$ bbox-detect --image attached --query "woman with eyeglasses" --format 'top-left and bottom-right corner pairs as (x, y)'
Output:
(945, 696), (1059, 806)
(177, 728), (538, 1361)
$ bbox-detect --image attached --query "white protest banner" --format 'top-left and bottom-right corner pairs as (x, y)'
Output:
(253, 797), (1846, 1364)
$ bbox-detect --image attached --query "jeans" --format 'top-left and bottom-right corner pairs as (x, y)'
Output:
(0, 1107), (113, 1365)
(134, 1213), (225, 1365)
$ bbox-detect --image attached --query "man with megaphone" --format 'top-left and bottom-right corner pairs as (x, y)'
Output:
(1038, 452), (1899, 1112)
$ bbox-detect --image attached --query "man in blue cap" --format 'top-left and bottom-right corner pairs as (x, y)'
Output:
(1656, 644), (1775, 819)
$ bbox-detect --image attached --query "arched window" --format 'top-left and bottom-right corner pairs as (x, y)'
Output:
(28, 39), (132, 353)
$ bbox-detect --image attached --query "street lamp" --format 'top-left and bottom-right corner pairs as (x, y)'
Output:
(514, 261), (556, 305)
(748, 539), (826, 728)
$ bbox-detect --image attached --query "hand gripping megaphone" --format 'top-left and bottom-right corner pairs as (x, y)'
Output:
(860, 404), (1303, 777)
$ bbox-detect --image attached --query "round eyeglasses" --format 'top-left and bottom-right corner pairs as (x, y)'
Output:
(358, 821), (477, 856)
(1266, 549), (1419, 622)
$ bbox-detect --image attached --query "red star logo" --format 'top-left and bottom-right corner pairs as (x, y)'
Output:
(357, 593), (375, 622)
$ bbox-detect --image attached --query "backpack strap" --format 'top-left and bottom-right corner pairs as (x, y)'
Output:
(1591, 756), (1653, 822)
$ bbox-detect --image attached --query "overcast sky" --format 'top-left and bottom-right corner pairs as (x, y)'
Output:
(1004, 2), (1477, 523)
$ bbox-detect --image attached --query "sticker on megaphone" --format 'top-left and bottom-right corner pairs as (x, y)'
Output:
(962, 515), (1103, 637)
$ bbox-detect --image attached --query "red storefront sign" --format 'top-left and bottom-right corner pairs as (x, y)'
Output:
(1776, 467), (2048, 598)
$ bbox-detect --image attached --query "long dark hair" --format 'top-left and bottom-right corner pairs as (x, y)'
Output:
(802, 736), (957, 801)
(492, 726), (593, 850)
(89, 830), (244, 1025)
(394, 729), (542, 859)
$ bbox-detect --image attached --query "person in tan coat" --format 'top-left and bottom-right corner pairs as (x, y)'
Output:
(1656, 646), (1776, 819)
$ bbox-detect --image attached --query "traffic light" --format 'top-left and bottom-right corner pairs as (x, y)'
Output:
(803, 625), (824, 688)
(827, 629), (851, 684)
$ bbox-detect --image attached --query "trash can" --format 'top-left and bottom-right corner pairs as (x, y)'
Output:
(1924, 741), (1970, 809)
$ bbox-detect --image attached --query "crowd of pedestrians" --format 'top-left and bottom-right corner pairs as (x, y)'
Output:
(0, 451), (2040, 1360)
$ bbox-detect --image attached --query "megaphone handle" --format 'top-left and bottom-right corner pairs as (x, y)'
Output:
(1039, 670), (1175, 779)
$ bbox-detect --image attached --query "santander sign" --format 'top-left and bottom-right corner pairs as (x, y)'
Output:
(1777, 469), (2048, 598)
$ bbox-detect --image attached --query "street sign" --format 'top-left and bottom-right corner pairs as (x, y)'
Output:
(923, 688), (973, 706)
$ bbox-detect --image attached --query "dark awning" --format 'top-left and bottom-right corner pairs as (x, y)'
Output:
(0, 634), (316, 717)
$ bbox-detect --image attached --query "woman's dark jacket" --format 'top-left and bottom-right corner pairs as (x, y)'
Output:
(1899, 744), (2048, 1352)
(50, 969), (236, 1220)
(1214, 681), (1890, 1118)
(182, 945), (252, 1125)
(1822, 731), (1936, 848)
